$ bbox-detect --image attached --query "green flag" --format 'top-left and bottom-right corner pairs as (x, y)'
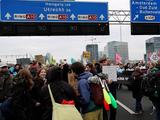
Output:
(104, 82), (118, 109)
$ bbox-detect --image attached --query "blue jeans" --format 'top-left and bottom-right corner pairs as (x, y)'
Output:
(0, 98), (12, 120)
(0, 103), (5, 120)
(135, 97), (142, 112)
(152, 100), (160, 120)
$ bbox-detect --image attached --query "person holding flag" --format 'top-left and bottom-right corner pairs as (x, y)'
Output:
(99, 57), (117, 120)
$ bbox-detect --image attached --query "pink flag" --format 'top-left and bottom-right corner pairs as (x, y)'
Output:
(115, 53), (122, 64)
(147, 50), (152, 62)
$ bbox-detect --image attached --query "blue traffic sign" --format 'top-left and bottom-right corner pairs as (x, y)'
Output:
(0, 0), (1, 20)
(131, 0), (160, 23)
(1, 0), (108, 23)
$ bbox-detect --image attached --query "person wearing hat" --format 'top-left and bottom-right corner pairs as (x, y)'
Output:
(0, 62), (12, 103)
(0, 62), (8, 69)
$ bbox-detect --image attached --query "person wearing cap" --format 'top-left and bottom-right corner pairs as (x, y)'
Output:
(0, 62), (8, 71)
(0, 62), (12, 103)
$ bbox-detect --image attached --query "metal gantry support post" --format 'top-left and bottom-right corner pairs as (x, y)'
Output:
(108, 10), (131, 42)
(109, 10), (130, 25)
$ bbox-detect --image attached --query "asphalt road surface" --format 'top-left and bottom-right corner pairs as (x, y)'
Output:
(116, 85), (156, 120)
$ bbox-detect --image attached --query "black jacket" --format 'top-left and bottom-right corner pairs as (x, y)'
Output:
(9, 84), (35, 120)
(0, 72), (12, 102)
(32, 77), (44, 102)
(131, 71), (143, 99)
(40, 81), (77, 120)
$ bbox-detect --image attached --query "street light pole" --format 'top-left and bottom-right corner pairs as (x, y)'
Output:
(120, 25), (122, 42)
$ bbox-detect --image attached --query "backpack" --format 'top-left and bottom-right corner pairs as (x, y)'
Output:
(141, 71), (160, 99)
(88, 76), (104, 106)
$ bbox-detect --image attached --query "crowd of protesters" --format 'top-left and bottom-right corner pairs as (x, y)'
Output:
(0, 58), (160, 120)
(116, 60), (160, 120)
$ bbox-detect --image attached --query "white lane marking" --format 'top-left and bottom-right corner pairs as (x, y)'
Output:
(117, 100), (136, 114)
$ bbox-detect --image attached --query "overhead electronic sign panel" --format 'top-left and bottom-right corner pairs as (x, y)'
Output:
(131, 0), (160, 35)
(131, 0), (160, 23)
(0, 0), (1, 21)
(1, 0), (108, 23)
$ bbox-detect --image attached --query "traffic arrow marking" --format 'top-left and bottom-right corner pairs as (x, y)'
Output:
(39, 13), (45, 20)
(99, 14), (105, 20)
(70, 14), (76, 20)
(5, 12), (11, 20)
(133, 15), (139, 21)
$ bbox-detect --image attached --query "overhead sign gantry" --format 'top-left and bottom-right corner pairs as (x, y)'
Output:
(0, 0), (109, 36)
(131, 0), (160, 35)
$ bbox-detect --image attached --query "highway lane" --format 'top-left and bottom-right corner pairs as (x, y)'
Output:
(116, 85), (156, 120)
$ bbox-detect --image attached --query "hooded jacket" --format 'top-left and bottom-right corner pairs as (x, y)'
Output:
(77, 72), (101, 113)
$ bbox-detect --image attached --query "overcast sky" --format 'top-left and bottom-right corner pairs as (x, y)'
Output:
(0, 0), (159, 63)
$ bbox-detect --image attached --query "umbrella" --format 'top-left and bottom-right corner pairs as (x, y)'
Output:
(104, 81), (118, 109)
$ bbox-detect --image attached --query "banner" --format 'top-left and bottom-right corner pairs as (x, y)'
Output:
(83, 51), (90, 59)
(35, 55), (45, 64)
(102, 66), (117, 82)
(45, 53), (56, 65)
(150, 52), (159, 63)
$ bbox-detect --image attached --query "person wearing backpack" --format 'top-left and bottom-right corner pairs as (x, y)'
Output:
(71, 62), (103, 120)
(146, 61), (160, 120)
(85, 63), (104, 107)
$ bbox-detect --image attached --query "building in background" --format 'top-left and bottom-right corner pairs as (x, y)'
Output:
(107, 41), (129, 63)
(86, 44), (98, 63)
(104, 45), (109, 58)
(0, 54), (29, 64)
(98, 51), (106, 60)
(146, 37), (160, 53)
(146, 37), (160, 62)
